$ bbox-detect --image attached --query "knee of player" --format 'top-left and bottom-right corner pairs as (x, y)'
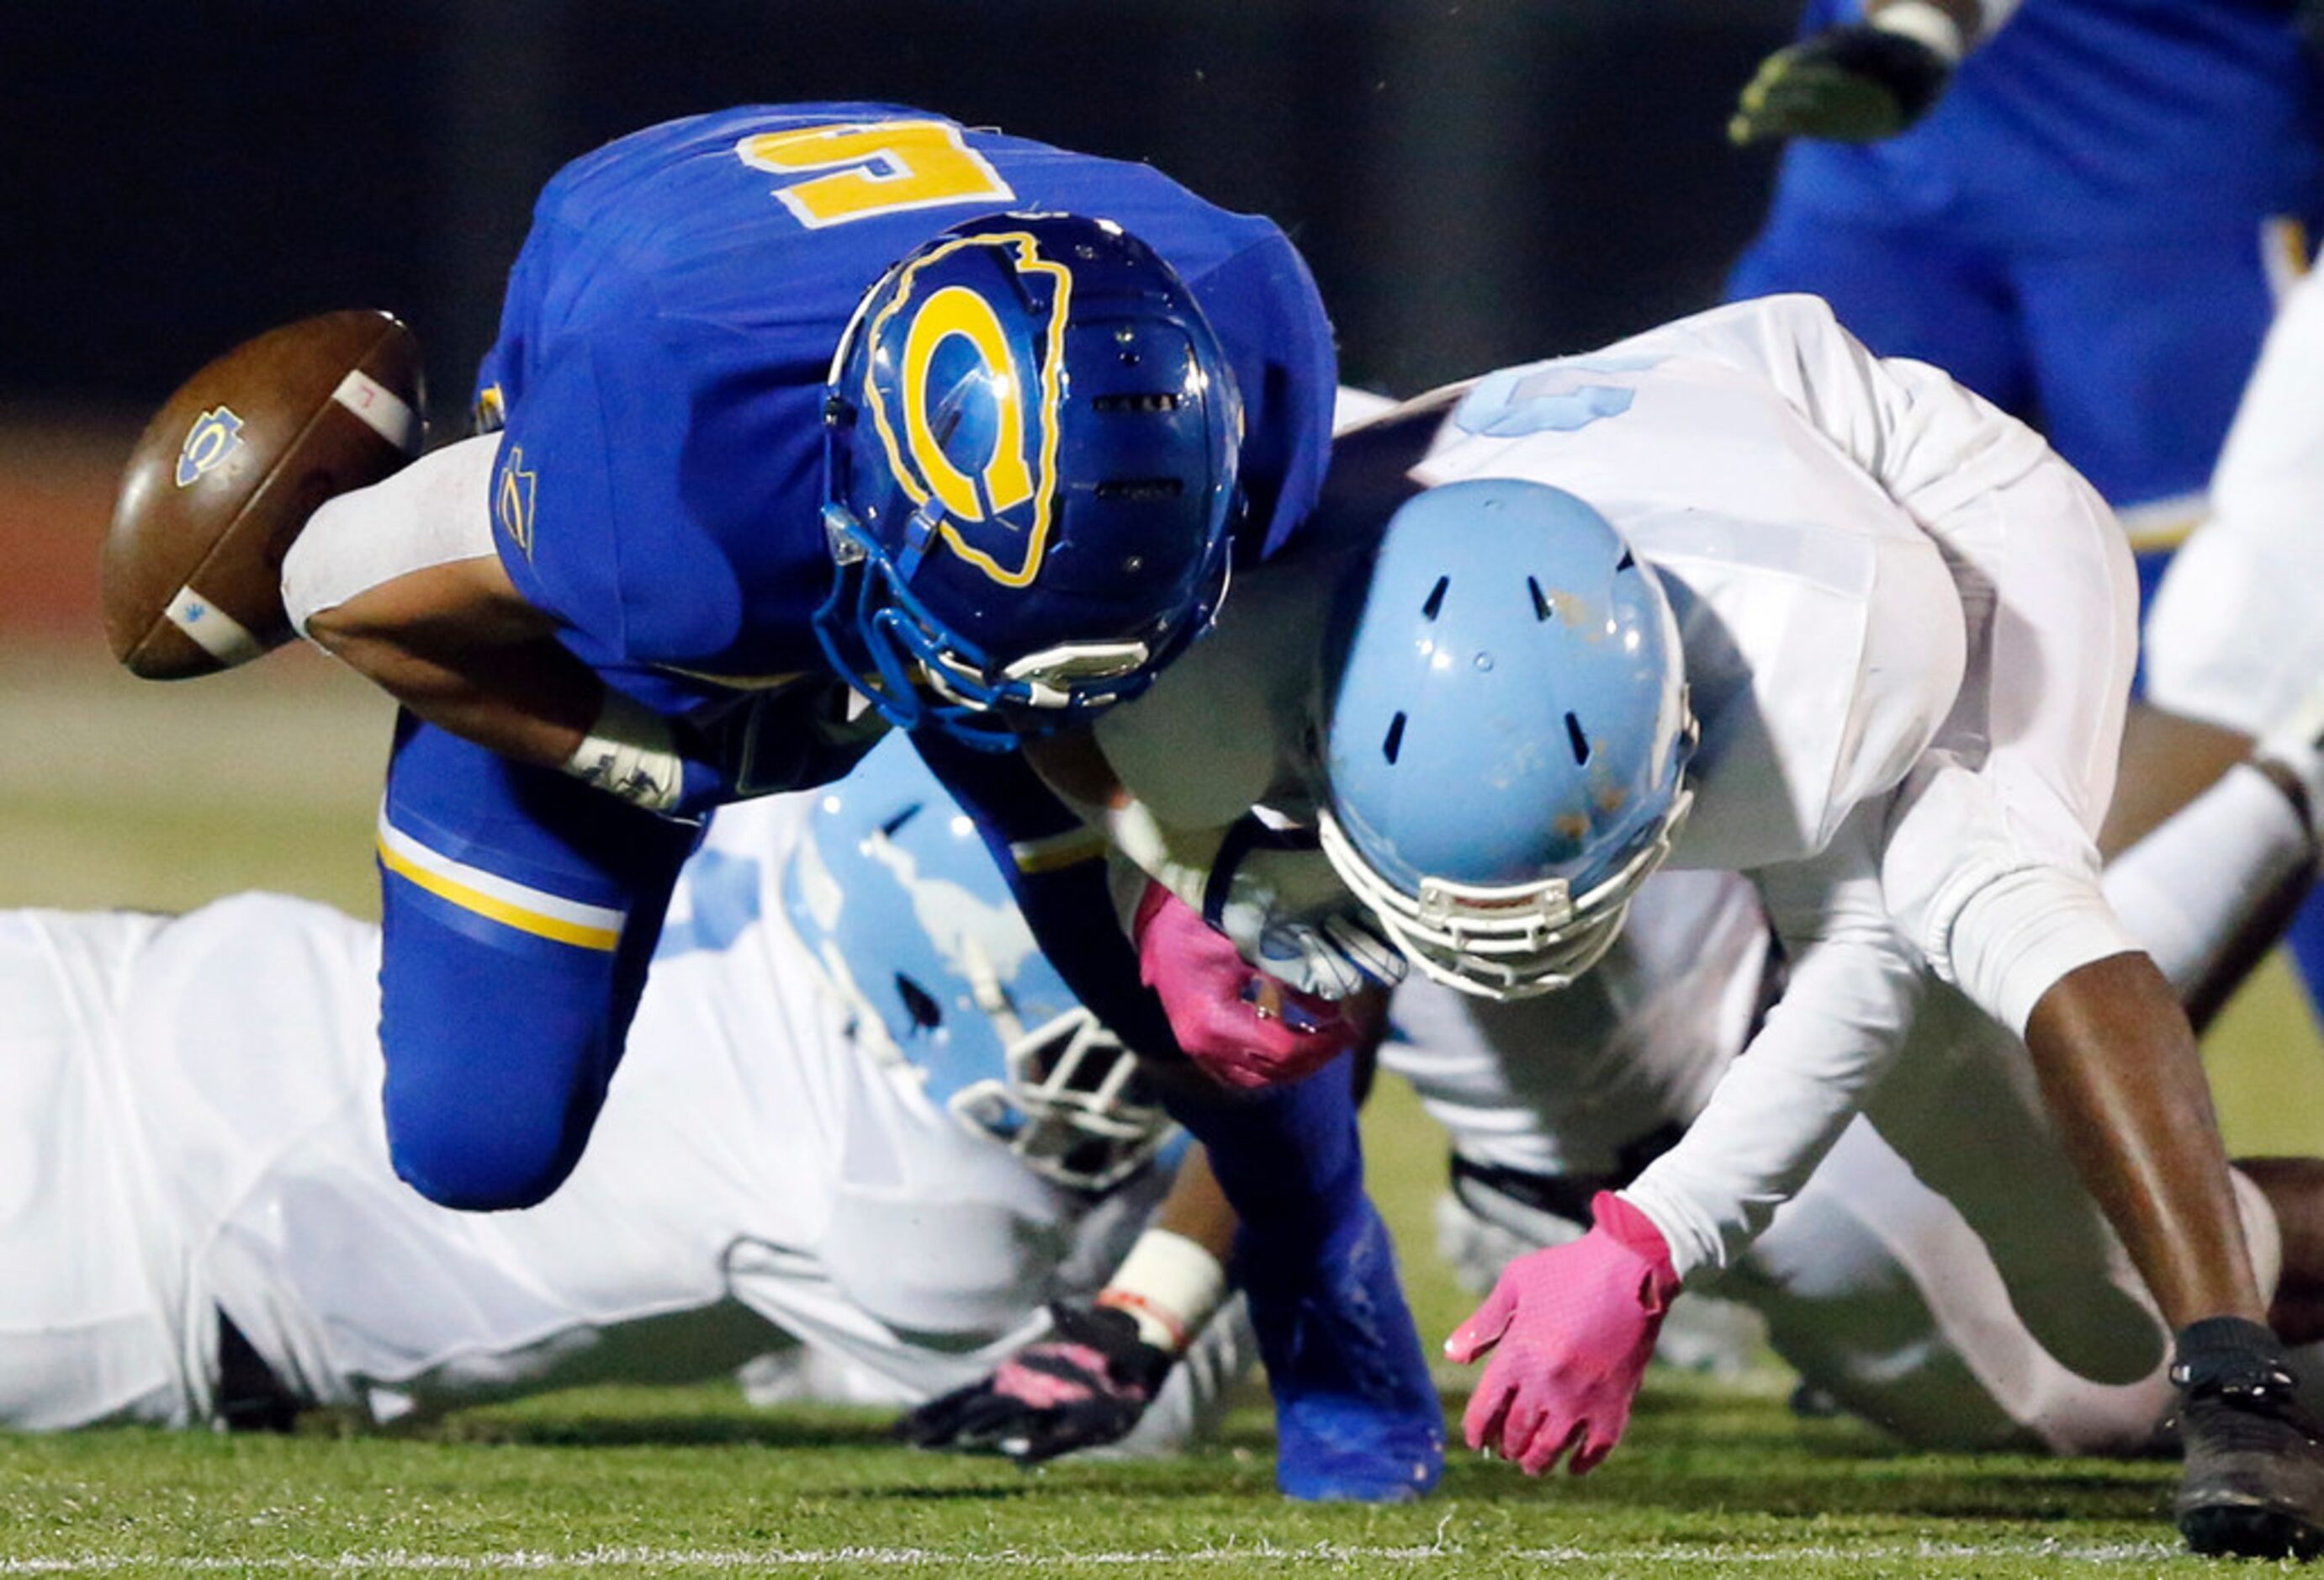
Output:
(1934, 866), (2137, 1034)
(375, 1011), (624, 1210)
(386, 1108), (582, 1212)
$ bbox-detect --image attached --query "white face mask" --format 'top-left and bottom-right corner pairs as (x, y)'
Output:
(1316, 787), (1692, 1001)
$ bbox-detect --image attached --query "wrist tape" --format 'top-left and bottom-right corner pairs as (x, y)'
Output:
(562, 690), (684, 813)
(1872, 0), (1965, 62)
(1097, 1228), (1229, 1353)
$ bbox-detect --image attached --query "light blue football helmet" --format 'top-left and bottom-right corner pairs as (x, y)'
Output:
(782, 735), (1170, 1190)
(816, 214), (1244, 750)
(1316, 479), (1695, 1000)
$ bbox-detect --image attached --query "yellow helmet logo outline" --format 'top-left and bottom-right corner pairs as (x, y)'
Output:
(860, 231), (1071, 589)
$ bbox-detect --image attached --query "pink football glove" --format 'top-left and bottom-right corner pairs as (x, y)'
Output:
(1443, 1190), (1681, 1476)
(1132, 882), (1357, 1090)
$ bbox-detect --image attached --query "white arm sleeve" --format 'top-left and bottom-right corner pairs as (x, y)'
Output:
(280, 433), (501, 638)
(1870, 0), (2023, 52)
(1621, 811), (1925, 1280)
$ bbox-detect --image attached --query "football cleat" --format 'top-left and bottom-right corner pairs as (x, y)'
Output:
(2171, 1317), (2324, 1560)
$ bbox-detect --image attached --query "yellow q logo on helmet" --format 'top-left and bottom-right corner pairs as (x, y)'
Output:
(861, 231), (1071, 589)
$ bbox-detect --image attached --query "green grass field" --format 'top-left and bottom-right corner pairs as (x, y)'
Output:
(6, 646), (2324, 1576)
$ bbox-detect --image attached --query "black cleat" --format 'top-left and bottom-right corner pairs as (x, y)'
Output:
(2172, 1317), (2324, 1561)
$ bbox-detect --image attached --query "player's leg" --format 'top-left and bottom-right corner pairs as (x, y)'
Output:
(2015, 220), (2305, 573)
(2100, 752), (2319, 1031)
(375, 709), (699, 1210)
(0, 912), (195, 1429)
(2014, 222), (2300, 862)
(916, 731), (1442, 1500)
(2239, 1160), (2324, 1348)
(1725, 205), (2035, 416)
(2131, 253), (2324, 1014)
(1863, 984), (2186, 1385)
(1741, 1114), (2289, 1457)
(1163, 1057), (1443, 1502)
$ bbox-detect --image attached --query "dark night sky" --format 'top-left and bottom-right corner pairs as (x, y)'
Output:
(1, 1), (1794, 414)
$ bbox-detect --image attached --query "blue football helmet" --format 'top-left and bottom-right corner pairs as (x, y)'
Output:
(1316, 479), (1695, 1000)
(783, 735), (1171, 1190)
(815, 214), (1244, 749)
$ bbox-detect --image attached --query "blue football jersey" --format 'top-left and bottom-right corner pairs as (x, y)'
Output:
(473, 103), (1336, 701)
(1771, 0), (2324, 247)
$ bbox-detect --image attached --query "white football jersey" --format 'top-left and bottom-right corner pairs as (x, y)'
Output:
(1398, 300), (1983, 872)
(1100, 294), (2139, 1281)
(1382, 868), (1770, 1180)
(0, 795), (1165, 1429)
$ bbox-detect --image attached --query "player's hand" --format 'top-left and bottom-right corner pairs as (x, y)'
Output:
(1203, 840), (1407, 998)
(671, 681), (890, 814)
(1245, 909), (1407, 999)
(895, 1302), (1173, 1466)
(1444, 1191), (1679, 1476)
(1133, 883), (1368, 1090)
(1728, 23), (1953, 146)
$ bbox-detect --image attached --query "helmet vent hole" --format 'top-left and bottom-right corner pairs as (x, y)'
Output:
(1528, 577), (1552, 621)
(1565, 712), (1591, 766)
(1094, 477), (1185, 501)
(1616, 548), (1636, 572)
(1092, 393), (1183, 414)
(895, 973), (945, 1031)
(879, 803), (924, 839)
(1421, 576), (1449, 620)
(1383, 712), (1407, 765)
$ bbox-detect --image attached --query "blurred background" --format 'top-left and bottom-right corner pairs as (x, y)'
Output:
(2, 0), (2316, 1187)
(0, 0), (1800, 903)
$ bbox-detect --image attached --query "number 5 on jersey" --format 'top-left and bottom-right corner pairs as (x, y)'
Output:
(735, 120), (1015, 229)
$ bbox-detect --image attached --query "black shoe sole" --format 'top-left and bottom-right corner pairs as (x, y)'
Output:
(2179, 1499), (2324, 1561)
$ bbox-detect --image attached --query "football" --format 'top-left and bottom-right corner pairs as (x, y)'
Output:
(101, 309), (426, 679)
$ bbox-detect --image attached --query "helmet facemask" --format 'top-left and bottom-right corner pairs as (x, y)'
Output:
(948, 932), (1173, 1192)
(1320, 785), (1691, 999)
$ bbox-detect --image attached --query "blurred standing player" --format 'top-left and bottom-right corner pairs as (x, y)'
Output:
(256, 104), (1436, 1499)
(1727, 0), (2324, 962)
(2142, 263), (2324, 925)
(0, 740), (1254, 1442)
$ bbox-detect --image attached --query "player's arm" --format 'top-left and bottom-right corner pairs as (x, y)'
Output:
(1610, 814), (1924, 1279)
(1728, 0), (2021, 146)
(1448, 816), (1924, 1474)
(1704, 294), (2274, 1328)
(934, 732), (1374, 1090)
(285, 436), (706, 814)
(1024, 729), (1402, 1003)
(896, 1146), (1237, 1465)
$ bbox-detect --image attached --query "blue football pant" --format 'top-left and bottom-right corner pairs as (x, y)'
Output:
(1728, 209), (2300, 533)
(373, 712), (700, 1210)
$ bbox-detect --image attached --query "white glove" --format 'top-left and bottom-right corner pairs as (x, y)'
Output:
(1209, 842), (1408, 999)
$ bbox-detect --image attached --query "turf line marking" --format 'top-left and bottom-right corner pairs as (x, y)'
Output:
(0, 1537), (2189, 1572)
